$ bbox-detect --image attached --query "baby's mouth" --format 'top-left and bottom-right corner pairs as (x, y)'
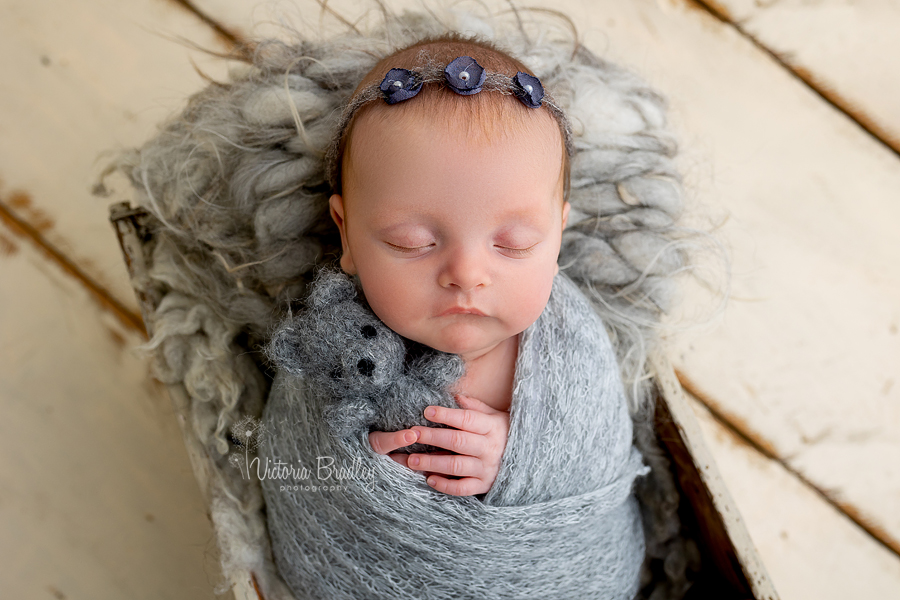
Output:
(439, 306), (486, 317)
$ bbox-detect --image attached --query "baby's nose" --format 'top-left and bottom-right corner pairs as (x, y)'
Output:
(437, 246), (490, 291)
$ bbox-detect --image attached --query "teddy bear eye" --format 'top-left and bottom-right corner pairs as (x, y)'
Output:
(357, 358), (375, 377)
(360, 325), (377, 339)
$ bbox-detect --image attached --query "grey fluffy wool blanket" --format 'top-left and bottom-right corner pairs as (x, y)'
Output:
(259, 267), (650, 599)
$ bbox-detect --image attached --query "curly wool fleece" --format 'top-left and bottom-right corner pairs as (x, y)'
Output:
(260, 269), (649, 599)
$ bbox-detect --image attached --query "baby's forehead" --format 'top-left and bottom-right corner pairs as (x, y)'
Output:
(342, 104), (566, 216)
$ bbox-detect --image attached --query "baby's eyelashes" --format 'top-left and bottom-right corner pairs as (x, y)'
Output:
(495, 242), (539, 257)
(384, 240), (539, 258)
(385, 241), (435, 255)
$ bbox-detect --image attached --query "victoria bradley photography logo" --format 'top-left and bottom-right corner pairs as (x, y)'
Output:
(227, 415), (375, 492)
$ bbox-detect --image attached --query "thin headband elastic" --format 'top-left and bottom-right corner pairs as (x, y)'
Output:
(324, 55), (573, 191)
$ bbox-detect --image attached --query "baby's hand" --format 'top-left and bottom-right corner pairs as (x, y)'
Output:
(367, 428), (421, 456)
(379, 395), (510, 497)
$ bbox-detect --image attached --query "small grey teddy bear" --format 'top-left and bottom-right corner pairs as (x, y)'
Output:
(266, 267), (466, 453)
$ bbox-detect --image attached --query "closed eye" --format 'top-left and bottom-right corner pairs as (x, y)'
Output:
(496, 243), (537, 257)
(386, 241), (435, 254)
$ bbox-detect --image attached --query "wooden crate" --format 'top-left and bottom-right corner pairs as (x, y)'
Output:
(109, 201), (779, 600)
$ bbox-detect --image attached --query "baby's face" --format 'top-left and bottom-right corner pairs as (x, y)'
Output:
(329, 109), (569, 363)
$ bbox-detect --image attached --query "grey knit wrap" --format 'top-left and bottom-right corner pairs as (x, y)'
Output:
(260, 268), (649, 599)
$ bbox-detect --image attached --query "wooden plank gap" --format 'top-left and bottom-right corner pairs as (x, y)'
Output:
(164, 0), (245, 47)
(675, 368), (900, 560)
(684, 0), (900, 160)
(0, 197), (146, 337)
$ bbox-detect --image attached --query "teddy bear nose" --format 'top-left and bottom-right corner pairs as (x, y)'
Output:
(360, 325), (377, 338)
(357, 358), (375, 377)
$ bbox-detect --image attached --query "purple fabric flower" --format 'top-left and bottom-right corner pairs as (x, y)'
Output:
(443, 56), (486, 95)
(380, 68), (423, 104)
(513, 72), (544, 108)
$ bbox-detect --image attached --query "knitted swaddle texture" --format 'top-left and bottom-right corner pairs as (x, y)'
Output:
(260, 270), (649, 599)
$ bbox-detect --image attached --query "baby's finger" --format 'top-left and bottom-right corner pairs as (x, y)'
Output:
(423, 405), (491, 435)
(412, 425), (485, 457)
(389, 452), (410, 468)
(454, 394), (499, 414)
(407, 452), (481, 478)
(368, 429), (419, 455)
(425, 474), (484, 497)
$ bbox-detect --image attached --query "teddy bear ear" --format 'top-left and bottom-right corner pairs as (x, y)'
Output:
(305, 268), (358, 309)
(265, 322), (308, 377)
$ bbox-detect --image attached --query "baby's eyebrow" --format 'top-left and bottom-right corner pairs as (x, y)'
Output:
(372, 205), (552, 235)
(493, 209), (550, 231)
(374, 222), (427, 235)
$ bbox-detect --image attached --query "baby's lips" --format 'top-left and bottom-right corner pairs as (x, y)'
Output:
(438, 306), (487, 317)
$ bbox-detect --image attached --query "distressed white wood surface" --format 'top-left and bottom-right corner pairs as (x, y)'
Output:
(0, 0), (233, 316)
(2, 0), (899, 596)
(686, 390), (900, 600)
(196, 0), (900, 554)
(710, 0), (900, 151)
(0, 221), (220, 598)
(605, 1), (900, 550)
(651, 353), (779, 598)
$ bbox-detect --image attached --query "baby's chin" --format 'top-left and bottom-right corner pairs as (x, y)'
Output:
(418, 329), (513, 362)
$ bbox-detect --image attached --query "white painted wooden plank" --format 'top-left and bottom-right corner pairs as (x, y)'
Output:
(685, 390), (900, 600)
(651, 352), (779, 598)
(711, 0), (900, 150)
(194, 0), (900, 551)
(0, 223), (220, 597)
(602, 1), (900, 549)
(0, 0), (233, 316)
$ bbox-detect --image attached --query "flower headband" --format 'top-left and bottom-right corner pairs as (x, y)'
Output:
(324, 55), (573, 191)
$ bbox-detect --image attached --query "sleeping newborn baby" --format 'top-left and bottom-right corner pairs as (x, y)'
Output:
(259, 34), (648, 600)
(321, 38), (571, 498)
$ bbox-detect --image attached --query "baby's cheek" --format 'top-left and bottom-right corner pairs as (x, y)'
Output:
(511, 275), (554, 329)
(362, 282), (422, 338)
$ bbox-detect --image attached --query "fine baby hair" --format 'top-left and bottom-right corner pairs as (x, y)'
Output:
(104, 2), (727, 598)
(324, 40), (574, 198)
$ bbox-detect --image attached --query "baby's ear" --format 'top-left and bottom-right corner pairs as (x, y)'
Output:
(329, 194), (357, 275)
(329, 193), (346, 232)
(306, 268), (357, 309)
(561, 200), (571, 230)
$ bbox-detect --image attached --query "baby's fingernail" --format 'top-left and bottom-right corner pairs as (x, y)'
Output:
(426, 477), (436, 486)
(404, 431), (417, 444)
(409, 455), (420, 467)
(425, 407), (436, 418)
